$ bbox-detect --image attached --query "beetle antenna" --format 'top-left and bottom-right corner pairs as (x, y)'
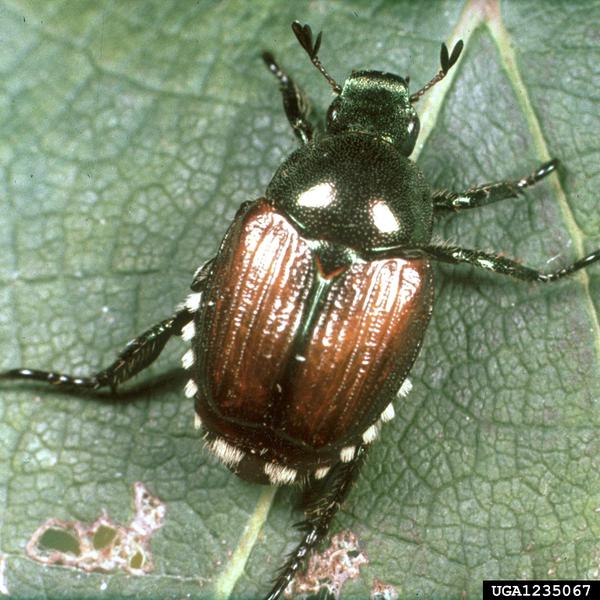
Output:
(409, 39), (463, 103)
(292, 21), (342, 94)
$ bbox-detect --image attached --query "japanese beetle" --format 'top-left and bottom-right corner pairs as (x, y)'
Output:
(2, 20), (600, 600)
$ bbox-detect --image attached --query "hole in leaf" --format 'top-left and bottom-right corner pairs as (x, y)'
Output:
(129, 550), (145, 570)
(38, 528), (81, 556)
(93, 525), (117, 550)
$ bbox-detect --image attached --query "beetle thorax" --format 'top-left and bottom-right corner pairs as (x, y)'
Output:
(266, 132), (433, 255)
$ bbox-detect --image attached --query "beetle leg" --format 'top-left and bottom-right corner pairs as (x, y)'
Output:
(0, 307), (194, 393)
(265, 446), (368, 600)
(433, 159), (558, 213)
(262, 51), (314, 145)
(411, 244), (600, 282)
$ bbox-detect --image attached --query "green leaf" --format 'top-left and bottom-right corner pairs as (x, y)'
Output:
(1, 1), (599, 599)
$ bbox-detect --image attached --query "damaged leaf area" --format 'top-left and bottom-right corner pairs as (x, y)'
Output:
(26, 482), (165, 574)
(370, 579), (399, 600)
(284, 531), (368, 599)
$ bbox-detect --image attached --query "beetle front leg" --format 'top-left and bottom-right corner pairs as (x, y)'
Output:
(265, 446), (368, 600)
(414, 244), (600, 282)
(262, 51), (314, 145)
(0, 307), (194, 393)
(433, 159), (558, 213)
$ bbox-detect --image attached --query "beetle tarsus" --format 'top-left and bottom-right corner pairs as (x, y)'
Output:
(0, 368), (99, 389)
(414, 245), (600, 283)
(530, 158), (559, 183)
(432, 159), (561, 212)
(1, 307), (194, 392)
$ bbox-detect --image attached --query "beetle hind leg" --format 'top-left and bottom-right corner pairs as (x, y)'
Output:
(265, 445), (368, 600)
(433, 159), (559, 213)
(0, 307), (194, 393)
(262, 51), (315, 145)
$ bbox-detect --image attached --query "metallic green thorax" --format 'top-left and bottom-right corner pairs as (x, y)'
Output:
(327, 71), (420, 155)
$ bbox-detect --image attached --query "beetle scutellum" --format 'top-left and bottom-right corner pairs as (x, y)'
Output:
(2, 21), (600, 599)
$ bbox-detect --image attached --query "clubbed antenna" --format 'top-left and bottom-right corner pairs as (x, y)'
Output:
(291, 21), (342, 94)
(410, 39), (464, 103)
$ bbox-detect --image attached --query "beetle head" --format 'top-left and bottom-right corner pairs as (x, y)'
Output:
(290, 21), (463, 156)
(326, 71), (419, 155)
